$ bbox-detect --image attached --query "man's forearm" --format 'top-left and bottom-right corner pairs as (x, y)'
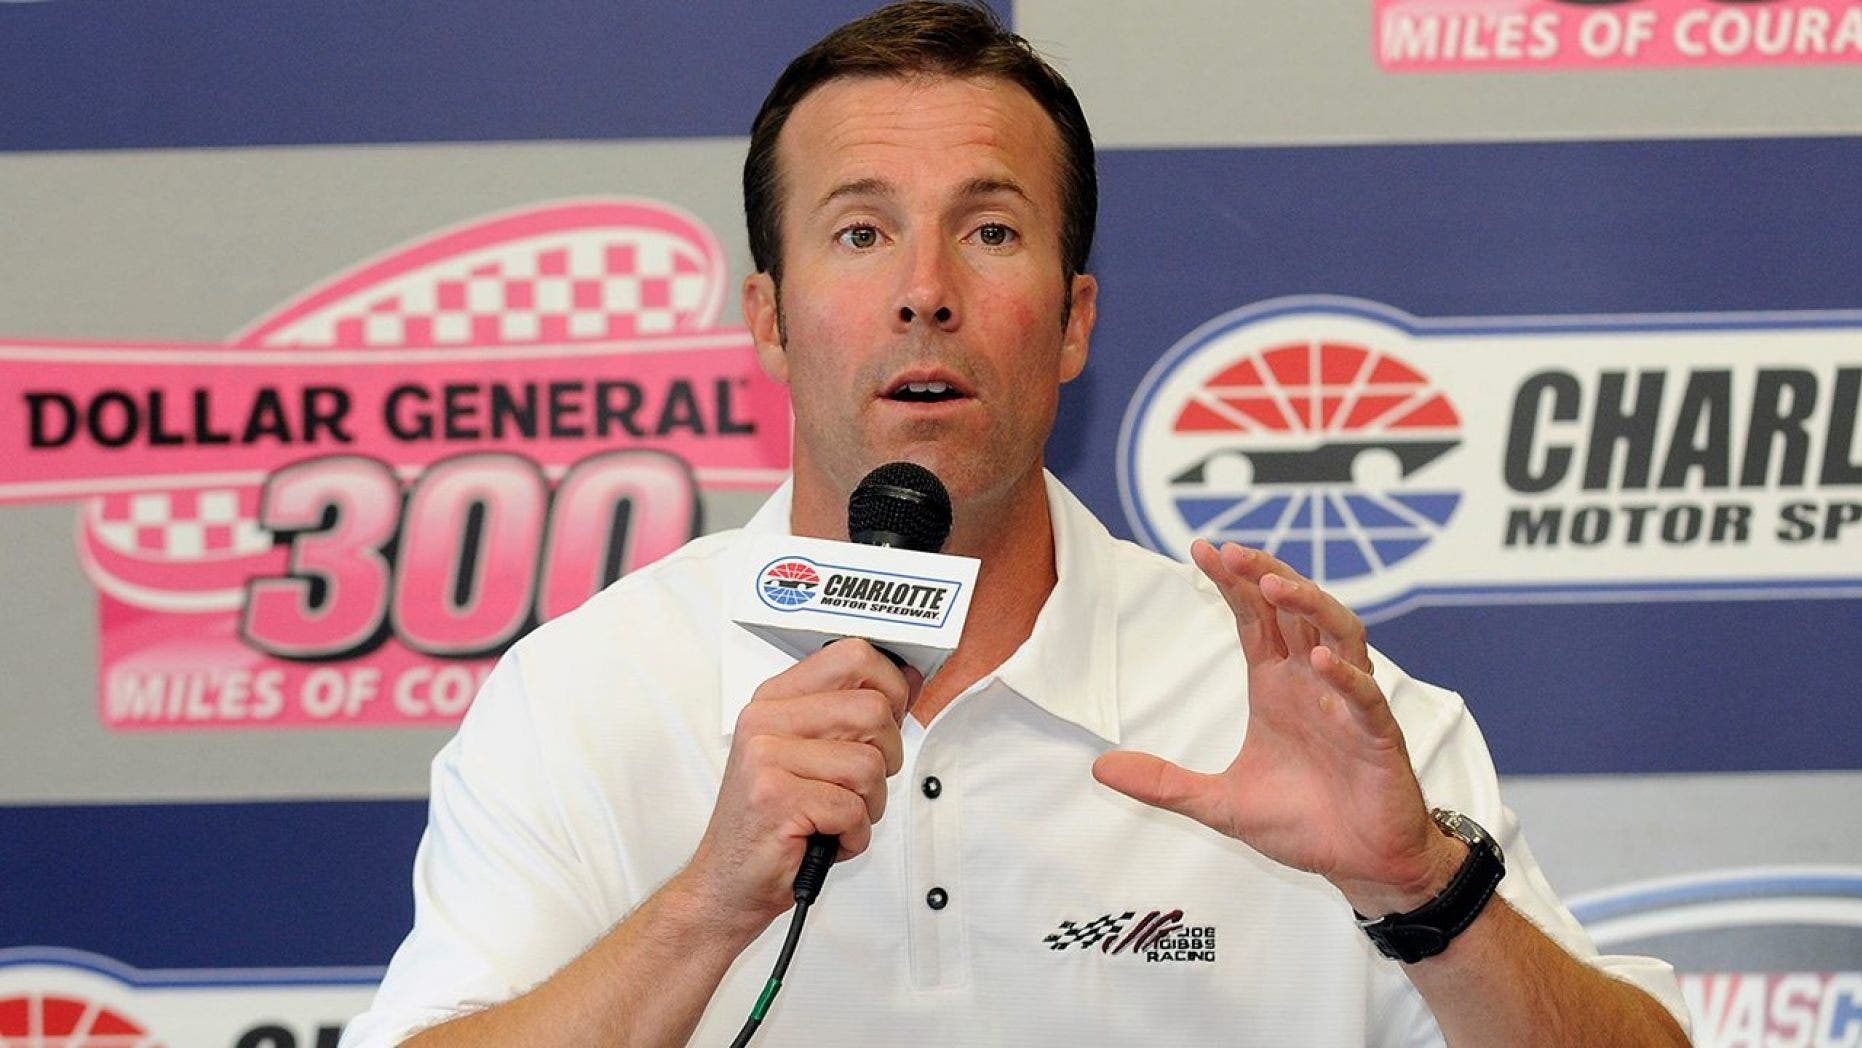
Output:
(403, 869), (765, 1048)
(1403, 897), (1689, 1047)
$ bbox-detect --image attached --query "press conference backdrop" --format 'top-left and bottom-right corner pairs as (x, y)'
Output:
(2, 2), (1859, 1044)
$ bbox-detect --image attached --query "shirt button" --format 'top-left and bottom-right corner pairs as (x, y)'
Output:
(926, 887), (949, 911)
(921, 775), (942, 799)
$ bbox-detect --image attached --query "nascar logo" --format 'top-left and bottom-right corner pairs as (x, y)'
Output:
(1569, 867), (1862, 1047)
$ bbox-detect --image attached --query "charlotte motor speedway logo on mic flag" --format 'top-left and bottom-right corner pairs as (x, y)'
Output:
(760, 560), (822, 607)
(1119, 296), (1862, 622)
(0, 199), (791, 731)
(755, 555), (963, 628)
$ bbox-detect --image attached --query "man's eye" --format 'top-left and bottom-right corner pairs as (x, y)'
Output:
(976, 224), (1017, 247)
(838, 226), (879, 249)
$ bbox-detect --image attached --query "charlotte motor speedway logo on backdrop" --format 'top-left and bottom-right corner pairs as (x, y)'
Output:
(0, 946), (377, 1047)
(1119, 296), (1862, 622)
(1568, 868), (1862, 1046)
(0, 199), (790, 731)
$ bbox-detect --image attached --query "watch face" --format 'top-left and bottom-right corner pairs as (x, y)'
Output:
(1433, 808), (1504, 863)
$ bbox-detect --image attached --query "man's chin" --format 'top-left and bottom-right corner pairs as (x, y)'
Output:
(804, 434), (1038, 514)
(895, 455), (1041, 515)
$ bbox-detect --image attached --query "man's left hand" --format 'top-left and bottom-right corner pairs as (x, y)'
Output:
(1093, 539), (1464, 916)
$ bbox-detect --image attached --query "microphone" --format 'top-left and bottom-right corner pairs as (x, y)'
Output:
(842, 462), (953, 672)
(792, 463), (952, 902)
(730, 468), (975, 682)
(847, 460), (952, 553)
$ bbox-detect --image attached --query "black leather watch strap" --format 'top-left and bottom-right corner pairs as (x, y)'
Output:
(1354, 809), (1505, 964)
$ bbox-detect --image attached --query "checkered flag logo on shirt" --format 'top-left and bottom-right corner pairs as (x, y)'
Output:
(1042, 908), (1214, 963)
(1042, 912), (1135, 951)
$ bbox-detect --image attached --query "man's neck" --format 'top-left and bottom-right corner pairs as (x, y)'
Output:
(789, 467), (1060, 726)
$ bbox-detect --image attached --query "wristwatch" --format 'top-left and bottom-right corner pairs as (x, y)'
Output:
(1354, 809), (1505, 963)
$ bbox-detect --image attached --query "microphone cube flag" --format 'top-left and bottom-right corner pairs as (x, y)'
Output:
(731, 534), (978, 679)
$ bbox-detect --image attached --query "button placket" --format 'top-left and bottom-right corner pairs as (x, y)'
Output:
(903, 708), (969, 987)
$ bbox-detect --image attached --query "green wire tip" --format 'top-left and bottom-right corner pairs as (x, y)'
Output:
(752, 978), (782, 1020)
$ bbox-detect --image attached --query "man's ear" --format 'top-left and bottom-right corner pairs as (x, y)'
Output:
(743, 271), (788, 383)
(1059, 272), (1097, 384)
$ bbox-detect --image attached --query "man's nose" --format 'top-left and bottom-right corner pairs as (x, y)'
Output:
(894, 242), (959, 331)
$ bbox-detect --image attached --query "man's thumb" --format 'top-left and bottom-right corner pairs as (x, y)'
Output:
(1092, 751), (1222, 827)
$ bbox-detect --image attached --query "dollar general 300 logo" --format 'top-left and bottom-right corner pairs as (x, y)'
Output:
(1120, 297), (1862, 622)
(0, 199), (791, 731)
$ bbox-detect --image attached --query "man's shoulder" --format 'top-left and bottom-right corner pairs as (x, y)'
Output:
(1077, 522), (1470, 737)
(505, 527), (743, 676)
(1047, 476), (1217, 610)
(1089, 527), (1233, 626)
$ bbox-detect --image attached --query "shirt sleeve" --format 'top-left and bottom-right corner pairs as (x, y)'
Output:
(1366, 655), (1693, 1047)
(339, 650), (611, 1047)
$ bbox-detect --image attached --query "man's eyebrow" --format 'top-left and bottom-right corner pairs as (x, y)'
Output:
(957, 177), (1032, 205)
(816, 177), (894, 211)
(813, 176), (1033, 212)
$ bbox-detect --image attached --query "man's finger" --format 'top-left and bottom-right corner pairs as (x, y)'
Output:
(767, 737), (893, 822)
(738, 690), (906, 774)
(1218, 542), (1321, 656)
(1191, 540), (1286, 661)
(752, 640), (913, 722)
(787, 778), (874, 860)
(1257, 568), (1372, 674)
(1226, 542), (1339, 660)
(1311, 645), (1399, 735)
(1091, 750), (1227, 830)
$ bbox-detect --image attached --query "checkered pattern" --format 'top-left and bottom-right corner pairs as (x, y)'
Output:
(1042, 912), (1135, 951)
(90, 488), (271, 560)
(273, 231), (715, 349)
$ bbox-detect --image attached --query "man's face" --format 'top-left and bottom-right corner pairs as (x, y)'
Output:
(743, 74), (1096, 518)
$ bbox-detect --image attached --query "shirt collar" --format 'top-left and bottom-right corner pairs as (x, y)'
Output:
(718, 472), (1121, 745)
(991, 472), (1121, 744)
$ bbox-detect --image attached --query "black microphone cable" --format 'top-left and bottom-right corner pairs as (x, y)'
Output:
(727, 462), (951, 1046)
(726, 897), (810, 1048)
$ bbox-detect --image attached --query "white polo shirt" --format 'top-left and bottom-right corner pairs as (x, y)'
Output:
(343, 474), (1687, 1047)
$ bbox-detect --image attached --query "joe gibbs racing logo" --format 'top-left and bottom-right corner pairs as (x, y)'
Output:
(1121, 296), (1862, 622)
(0, 200), (791, 731)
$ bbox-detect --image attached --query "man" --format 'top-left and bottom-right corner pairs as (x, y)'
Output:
(344, 4), (1691, 1045)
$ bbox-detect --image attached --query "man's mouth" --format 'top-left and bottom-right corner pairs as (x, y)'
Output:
(884, 377), (969, 404)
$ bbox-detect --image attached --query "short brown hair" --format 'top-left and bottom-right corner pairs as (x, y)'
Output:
(743, 1), (1096, 286)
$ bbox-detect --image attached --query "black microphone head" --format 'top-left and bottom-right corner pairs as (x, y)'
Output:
(847, 461), (951, 553)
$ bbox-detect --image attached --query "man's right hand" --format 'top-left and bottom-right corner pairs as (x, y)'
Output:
(398, 641), (915, 1047)
(679, 639), (918, 937)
